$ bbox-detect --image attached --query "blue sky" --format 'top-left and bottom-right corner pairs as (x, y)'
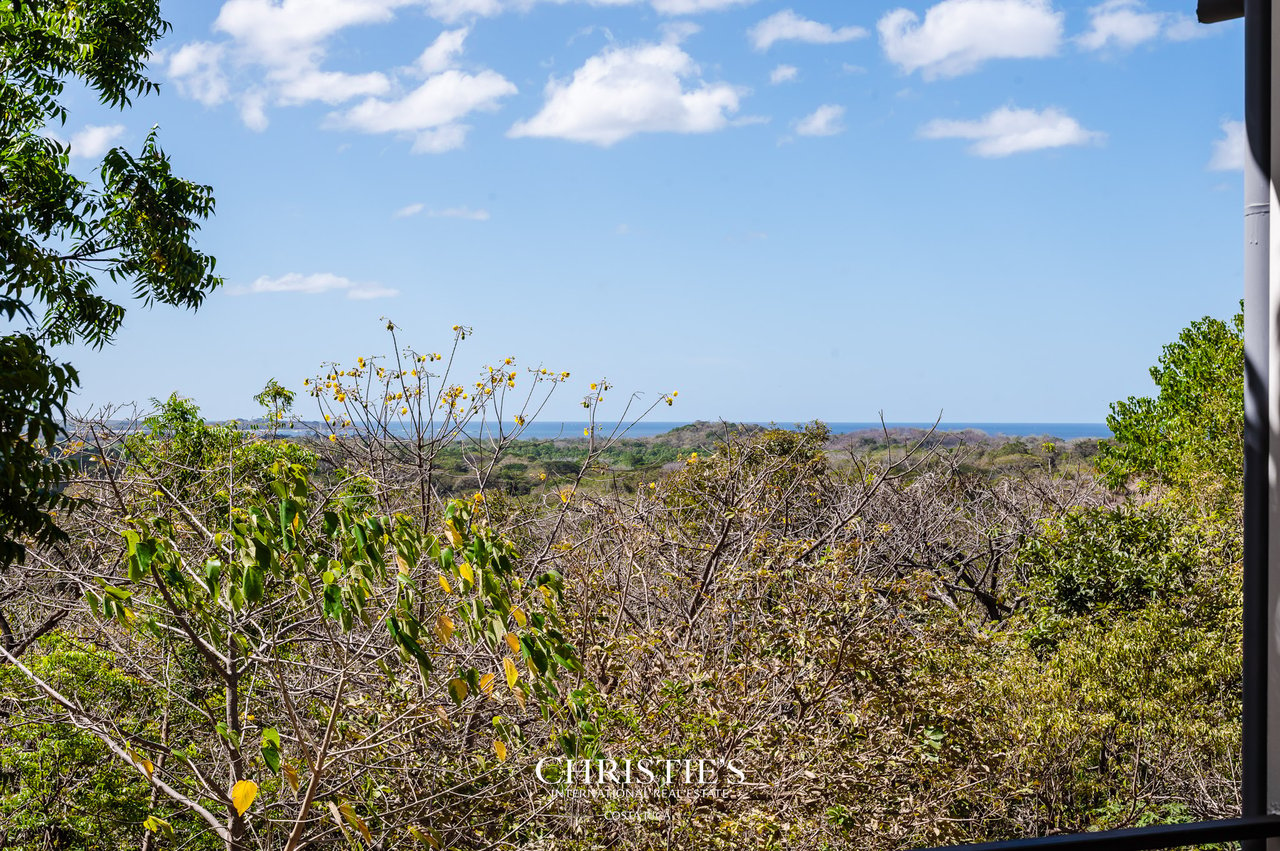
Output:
(56, 0), (1244, 423)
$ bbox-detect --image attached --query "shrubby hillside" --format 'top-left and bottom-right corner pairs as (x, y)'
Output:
(0, 310), (1244, 850)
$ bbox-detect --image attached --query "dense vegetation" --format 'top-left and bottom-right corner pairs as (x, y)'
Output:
(0, 307), (1244, 850)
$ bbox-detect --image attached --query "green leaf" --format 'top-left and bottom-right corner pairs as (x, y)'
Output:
(262, 744), (281, 773)
(242, 566), (264, 604)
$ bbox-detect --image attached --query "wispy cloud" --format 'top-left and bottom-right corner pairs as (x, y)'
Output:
(920, 105), (1104, 156)
(794, 104), (845, 137)
(879, 0), (1063, 79)
(327, 28), (516, 154)
(770, 64), (798, 84)
(749, 9), (867, 51)
(68, 124), (126, 159)
(1077, 0), (1203, 51)
(394, 202), (425, 218)
(428, 207), (491, 220)
(651, 0), (756, 12)
(1208, 119), (1245, 171)
(168, 42), (230, 105)
(168, 5), (512, 148)
(233, 272), (399, 299)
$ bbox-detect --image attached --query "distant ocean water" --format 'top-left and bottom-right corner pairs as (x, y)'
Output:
(500, 422), (1113, 440)
(265, 421), (1111, 441)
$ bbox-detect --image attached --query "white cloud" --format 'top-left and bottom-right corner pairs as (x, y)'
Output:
(240, 90), (270, 131)
(275, 68), (391, 106)
(652, 0), (755, 13)
(920, 105), (1104, 156)
(163, 0), (418, 128)
(411, 124), (473, 152)
(794, 104), (844, 137)
(509, 42), (743, 146)
(425, 0), (504, 21)
(332, 69), (516, 153)
(770, 64), (798, 84)
(1209, 119), (1246, 171)
(169, 0), (768, 136)
(394, 202), (426, 217)
(421, 0), (755, 19)
(236, 272), (399, 299)
(879, 0), (1063, 79)
(167, 41), (230, 105)
(428, 206), (491, 219)
(413, 28), (470, 75)
(1077, 0), (1203, 51)
(213, 0), (408, 62)
(1163, 15), (1206, 41)
(749, 10), (867, 51)
(68, 124), (126, 159)
(658, 20), (701, 43)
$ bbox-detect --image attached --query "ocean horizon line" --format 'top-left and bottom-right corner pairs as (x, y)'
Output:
(226, 420), (1112, 441)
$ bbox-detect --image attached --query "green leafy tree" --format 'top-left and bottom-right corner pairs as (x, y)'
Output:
(1, 0), (221, 567)
(1097, 308), (1243, 500)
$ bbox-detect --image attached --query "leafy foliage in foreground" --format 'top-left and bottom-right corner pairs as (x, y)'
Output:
(1098, 308), (1243, 503)
(1, 0), (221, 567)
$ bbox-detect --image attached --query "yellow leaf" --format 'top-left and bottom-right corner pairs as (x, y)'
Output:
(435, 614), (454, 643)
(434, 705), (451, 729)
(512, 686), (526, 709)
(511, 607), (527, 628)
(449, 678), (469, 703)
(494, 739), (507, 761)
(338, 803), (372, 843)
(396, 554), (410, 575)
(445, 522), (463, 548)
(458, 561), (474, 586)
(231, 780), (258, 815)
(438, 574), (452, 595)
(128, 749), (154, 778)
(282, 763), (300, 793)
(479, 673), (496, 695)
(143, 816), (174, 839)
(504, 632), (520, 654)
(503, 657), (519, 690)
(408, 826), (441, 849)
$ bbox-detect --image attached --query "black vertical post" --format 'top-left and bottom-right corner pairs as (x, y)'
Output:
(1242, 0), (1270, 843)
